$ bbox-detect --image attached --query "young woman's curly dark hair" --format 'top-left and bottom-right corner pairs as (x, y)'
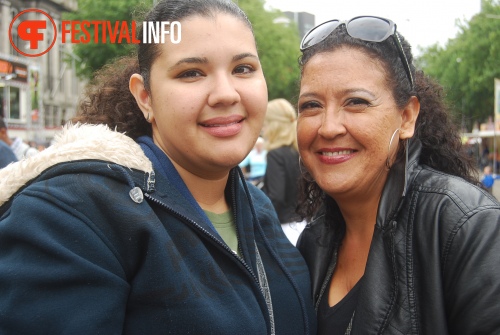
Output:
(296, 26), (479, 221)
(71, 56), (152, 140)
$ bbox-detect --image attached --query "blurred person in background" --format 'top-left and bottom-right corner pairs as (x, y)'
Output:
(0, 140), (17, 169)
(0, 118), (38, 160)
(480, 165), (500, 196)
(262, 98), (305, 246)
(239, 136), (267, 187)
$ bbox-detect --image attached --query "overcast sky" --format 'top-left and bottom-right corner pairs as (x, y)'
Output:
(264, 0), (482, 55)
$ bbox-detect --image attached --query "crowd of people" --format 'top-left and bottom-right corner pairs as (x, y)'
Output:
(0, 1), (499, 334)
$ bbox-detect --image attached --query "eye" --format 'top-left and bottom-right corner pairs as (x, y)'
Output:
(177, 70), (204, 78)
(344, 97), (371, 112)
(346, 98), (369, 106)
(298, 100), (322, 113)
(233, 64), (255, 75)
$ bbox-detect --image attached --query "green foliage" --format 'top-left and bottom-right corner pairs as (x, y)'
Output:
(237, 0), (302, 102)
(63, 0), (153, 78)
(417, 0), (500, 131)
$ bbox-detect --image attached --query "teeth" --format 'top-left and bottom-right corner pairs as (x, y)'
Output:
(322, 150), (353, 156)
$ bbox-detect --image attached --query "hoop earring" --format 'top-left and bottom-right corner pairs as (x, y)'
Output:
(299, 156), (315, 183)
(386, 128), (400, 170)
(146, 113), (150, 122)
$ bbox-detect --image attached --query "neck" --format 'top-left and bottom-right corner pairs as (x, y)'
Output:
(335, 191), (380, 239)
(171, 159), (231, 214)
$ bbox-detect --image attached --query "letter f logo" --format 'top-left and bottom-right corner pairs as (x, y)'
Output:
(18, 20), (46, 49)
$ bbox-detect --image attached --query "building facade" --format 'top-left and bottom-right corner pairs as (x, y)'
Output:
(283, 11), (315, 39)
(0, 0), (85, 145)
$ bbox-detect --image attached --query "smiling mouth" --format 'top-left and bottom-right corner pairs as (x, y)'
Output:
(321, 150), (355, 156)
(201, 120), (242, 127)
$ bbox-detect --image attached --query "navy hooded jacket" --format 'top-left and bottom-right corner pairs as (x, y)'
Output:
(0, 124), (316, 335)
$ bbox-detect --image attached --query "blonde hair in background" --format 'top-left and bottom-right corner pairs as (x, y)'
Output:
(264, 99), (298, 151)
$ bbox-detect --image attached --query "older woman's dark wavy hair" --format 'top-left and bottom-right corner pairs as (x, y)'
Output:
(296, 24), (479, 220)
(73, 0), (252, 139)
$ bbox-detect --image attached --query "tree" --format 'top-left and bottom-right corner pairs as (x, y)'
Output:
(63, 0), (153, 78)
(64, 0), (302, 101)
(237, 0), (302, 102)
(417, 0), (500, 131)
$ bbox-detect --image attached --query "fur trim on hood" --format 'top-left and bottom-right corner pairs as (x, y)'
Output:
(0, 123), (153, 206)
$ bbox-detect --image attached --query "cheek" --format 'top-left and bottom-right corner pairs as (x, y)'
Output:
(296, 118), (316, 149)
(296, 120), (318, 172)
(243, 81), (268, 119)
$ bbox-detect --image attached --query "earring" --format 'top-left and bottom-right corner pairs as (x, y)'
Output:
(386, 128), (400, 170)
(146, 113), (150, 122)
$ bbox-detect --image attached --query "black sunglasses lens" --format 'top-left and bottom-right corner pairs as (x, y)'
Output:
(347, 17), (392, 42)
(301, 20), (340, 50)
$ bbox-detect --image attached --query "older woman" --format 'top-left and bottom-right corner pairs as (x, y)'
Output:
(0, 0), (316, 333)
(296, 16), (500, 334)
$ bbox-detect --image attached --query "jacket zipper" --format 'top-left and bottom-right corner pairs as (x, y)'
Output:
(144, 192), (262, 288)
(144, 172), (274, 334)
(230, 173), (275, 335)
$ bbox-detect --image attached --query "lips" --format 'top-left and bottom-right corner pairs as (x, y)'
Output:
(200, 115), (244, 127)
(200, 115), (245, 137)
(317, 148), (356, 164)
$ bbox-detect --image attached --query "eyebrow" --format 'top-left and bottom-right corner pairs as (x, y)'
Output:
(343, 88), (375, 97)
(232, 52), (258, 62)
(169, 53), (258, 71)
(299, 88), (376, 100)
(169, 57), (208, 71)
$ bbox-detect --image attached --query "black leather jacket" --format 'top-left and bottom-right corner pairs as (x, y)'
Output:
(297, 139), (500, 334)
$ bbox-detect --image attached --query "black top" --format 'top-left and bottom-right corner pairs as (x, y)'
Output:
(317, 278), (362, 335)
(262, 146), (301, 223)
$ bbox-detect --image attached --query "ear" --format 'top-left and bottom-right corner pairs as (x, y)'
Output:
(129, 74), (154, 122)
(400, 96), (420, 139)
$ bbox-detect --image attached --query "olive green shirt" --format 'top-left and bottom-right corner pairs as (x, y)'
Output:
(204, 210), (239, 256)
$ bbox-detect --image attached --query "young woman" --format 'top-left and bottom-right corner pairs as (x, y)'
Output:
(0, 1), (316, 334)
(296, 16), (500, 334)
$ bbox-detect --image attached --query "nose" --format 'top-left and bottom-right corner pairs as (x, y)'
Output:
(208, 72), (241, 107)
(317, 107), (347, 139)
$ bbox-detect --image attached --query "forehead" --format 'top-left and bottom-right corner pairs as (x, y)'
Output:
(301, 47), (389, 87)
(155, 13), (256, 61)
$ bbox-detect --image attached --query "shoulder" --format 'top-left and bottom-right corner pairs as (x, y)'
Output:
(408, 166), (500, 253)
(411, 166), (499, 213)
(3, 161), (144, 210)
(0, 124), (153, 206)
(244, 179), (276, 212)
(0, 141), (16, 164)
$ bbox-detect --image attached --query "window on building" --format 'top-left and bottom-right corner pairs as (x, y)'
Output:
(9, 86), (20, 119)
(44, 105), (53, 127)
(0, 84), (5, 118)
(9, 9), (22, 57)
(59, 45), (65, 93)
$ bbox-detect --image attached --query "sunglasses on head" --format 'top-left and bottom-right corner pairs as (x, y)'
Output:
(300, 16), (414, 89)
